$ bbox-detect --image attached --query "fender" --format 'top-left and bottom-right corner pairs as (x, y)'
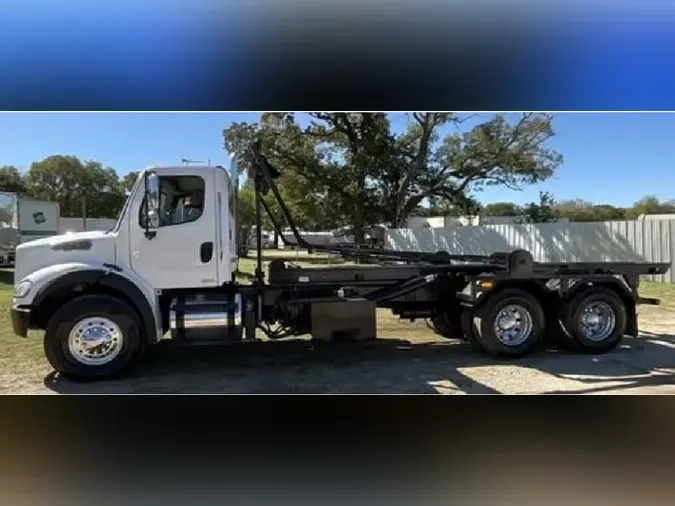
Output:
(32, 267), (159, 343)
(564, 275), (638, 301)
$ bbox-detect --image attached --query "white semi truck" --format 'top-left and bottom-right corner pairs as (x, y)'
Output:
(0, 191), (60, 266)
(9, 141), (671, 380)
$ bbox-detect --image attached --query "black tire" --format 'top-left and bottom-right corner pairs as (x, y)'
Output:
(429, 308), (464, 340)
(44, 295), (144, 380)
(559, 287), (627, 354)
(460, 306), (485, 351)
(471, 288), (545, 358)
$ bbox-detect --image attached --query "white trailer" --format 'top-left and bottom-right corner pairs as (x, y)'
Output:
(0, 191), (60, 266)
(0, 192), (18, 266)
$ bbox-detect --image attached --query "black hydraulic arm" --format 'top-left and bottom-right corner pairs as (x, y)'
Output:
(249, 140), (310, 251)
(258, 197), (288, 247)
(247, 140), (491, 265)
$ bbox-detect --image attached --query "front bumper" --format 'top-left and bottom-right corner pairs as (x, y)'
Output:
(10, 305), (30, 337)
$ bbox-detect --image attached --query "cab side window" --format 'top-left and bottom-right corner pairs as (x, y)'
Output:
(139, 175), (205, 228)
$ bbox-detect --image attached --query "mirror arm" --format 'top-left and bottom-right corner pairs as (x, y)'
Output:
(143, 171), (157, 240)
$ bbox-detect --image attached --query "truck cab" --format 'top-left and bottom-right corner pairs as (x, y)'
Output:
(11, 163), (239, 379)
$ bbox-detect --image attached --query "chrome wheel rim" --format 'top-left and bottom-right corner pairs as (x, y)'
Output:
(493, 304), (533, 346)
(67, 317), (123, 366)
(578, 301), (616, 342)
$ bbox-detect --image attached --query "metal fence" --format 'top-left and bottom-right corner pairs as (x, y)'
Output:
(385, 220), (675, 283)
(59, 217), (117, 234)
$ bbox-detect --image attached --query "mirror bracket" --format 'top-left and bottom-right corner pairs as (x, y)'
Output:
(143, 170), (160, 240)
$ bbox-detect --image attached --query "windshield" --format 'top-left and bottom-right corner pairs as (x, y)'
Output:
(108, 172), (143, 233)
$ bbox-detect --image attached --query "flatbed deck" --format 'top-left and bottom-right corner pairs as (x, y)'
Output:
(268, 258), (671, 285)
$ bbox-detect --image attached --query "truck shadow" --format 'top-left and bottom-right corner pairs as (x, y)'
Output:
(540, 330), (675, 394)
(43, 338), (500, 394)
(43, 331), (675, 395)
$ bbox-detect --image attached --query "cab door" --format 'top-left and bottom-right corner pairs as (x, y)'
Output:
(128, 168), (218, 289)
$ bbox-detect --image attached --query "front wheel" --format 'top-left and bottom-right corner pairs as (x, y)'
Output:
(44, 295), (144, 380)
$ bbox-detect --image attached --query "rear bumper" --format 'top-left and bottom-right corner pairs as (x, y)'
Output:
(10, 305), (30, 337)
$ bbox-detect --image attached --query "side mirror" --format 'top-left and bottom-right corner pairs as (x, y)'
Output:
(144, 171), (160, 238)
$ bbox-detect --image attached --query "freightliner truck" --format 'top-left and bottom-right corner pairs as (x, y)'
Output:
(9, 141), (671, 380)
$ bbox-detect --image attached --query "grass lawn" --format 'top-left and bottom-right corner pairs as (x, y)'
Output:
(0, 270), (45, 385)
(237, 249), (348, 275)
(639, 280), (675, 308)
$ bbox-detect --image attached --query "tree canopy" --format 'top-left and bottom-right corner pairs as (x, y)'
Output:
(224, 112), (563, 240)
(0, 156), (128, 219)
(474, 196), (675, 224)
(26, 156), (126, 218)
(0, 166), (29, 195)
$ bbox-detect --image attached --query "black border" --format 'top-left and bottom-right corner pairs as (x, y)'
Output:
(2, 3), (675, 110)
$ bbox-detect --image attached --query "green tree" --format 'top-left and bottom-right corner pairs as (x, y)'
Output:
(121, 171), (140, 193)
(234, 177), (284, 257)
(482, 202), (522, 217)
(0, 166), (30, 195)
(28, 155), (84, 216)
(523, 191), (559, 223)
(82, 161), (127, 218)
(236, 184), (256, 257)
(625, 196), (675, 219)
(224, 114), (347, 234)
(224, 113), (561, 242)
(592, 204), (626, 221)
(27, 156), (125, 218)
(555, 199), (626, 222)
(378, 113), (561, 228)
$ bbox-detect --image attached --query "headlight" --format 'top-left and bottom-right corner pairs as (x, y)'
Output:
(14, 280), (32, 298)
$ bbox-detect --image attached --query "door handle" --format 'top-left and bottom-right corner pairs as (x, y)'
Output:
(200, 242), (214, 263)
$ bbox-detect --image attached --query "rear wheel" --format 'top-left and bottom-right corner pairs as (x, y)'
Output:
(471, 289), (545, 358)
(430, 305), (486, 349)
(460, 306), (484, 351)
(429, 306), (464, 340)
(44, 295), (144, 380)
(559, 287), (627, 354)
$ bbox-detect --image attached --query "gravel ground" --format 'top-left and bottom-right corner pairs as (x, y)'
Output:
(2, 306), (674, 395)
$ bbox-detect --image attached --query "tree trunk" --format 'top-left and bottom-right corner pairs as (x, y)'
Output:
(353, 173), (366, 244)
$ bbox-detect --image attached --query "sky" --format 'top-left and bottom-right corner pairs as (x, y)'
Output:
(0, 112), (673, 207)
